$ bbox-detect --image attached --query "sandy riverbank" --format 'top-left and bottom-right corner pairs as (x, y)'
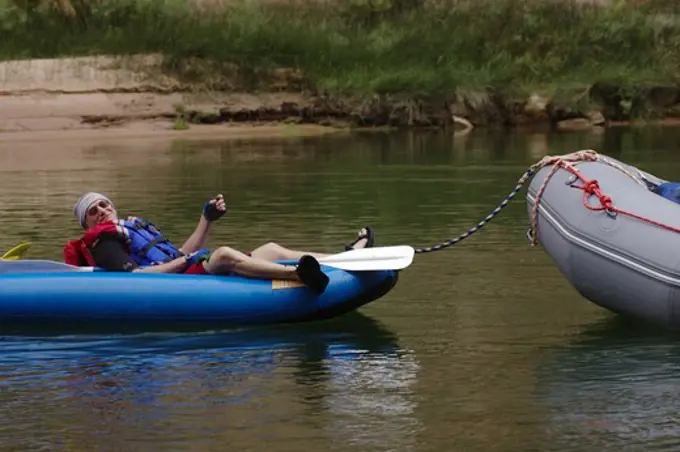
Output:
(0, 55), (347, 143)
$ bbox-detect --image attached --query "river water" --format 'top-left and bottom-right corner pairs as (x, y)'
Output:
(1, 126), (680, 451)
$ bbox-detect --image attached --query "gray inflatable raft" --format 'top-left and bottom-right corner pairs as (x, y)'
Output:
(526, 152), (680, 327)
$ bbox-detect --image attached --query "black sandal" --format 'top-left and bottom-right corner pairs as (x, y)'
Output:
(296, 255), (329, 294)
(344, 226), (375, 251)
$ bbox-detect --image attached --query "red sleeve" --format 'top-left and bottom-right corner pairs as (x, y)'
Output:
(63, 240), (85, 266)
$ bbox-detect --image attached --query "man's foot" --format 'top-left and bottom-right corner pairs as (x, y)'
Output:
(296, 255), (329, 294)
(344, 226), (375, 251)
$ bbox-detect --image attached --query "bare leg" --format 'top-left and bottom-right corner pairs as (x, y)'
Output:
(343, 226), (372, 251)
(203, 246), (299, 280)
(249, 228), (372, 262)
(250, 242), (328, 261)
(203, 246), (330, 293)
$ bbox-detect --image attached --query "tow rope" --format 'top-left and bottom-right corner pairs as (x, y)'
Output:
(413, 149), (670, 254)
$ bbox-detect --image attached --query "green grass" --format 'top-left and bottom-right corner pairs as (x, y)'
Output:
(1, 0), (680, 97)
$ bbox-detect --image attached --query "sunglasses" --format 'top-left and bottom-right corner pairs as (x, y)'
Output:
(87, 200), (112, 216)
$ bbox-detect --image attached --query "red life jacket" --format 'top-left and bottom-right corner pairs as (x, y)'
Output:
(63, 221), (131, 267)
(64, 217), (187, 268)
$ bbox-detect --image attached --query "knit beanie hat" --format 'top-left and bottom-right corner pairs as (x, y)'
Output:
(73, 192), (113, 227)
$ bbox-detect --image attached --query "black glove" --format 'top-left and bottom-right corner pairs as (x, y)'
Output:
(203, 195), (227, 222)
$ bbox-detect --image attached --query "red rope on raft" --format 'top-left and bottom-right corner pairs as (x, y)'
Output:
(561, 162), (680, 235)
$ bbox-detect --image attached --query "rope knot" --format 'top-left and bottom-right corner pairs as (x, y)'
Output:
(580, 178), (614, 211)
(599, 194), (613, 209)
(583, 179), (600, 194)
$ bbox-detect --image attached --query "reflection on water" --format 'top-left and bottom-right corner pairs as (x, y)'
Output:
(538, 317), (680, 452)
(2, 126), (680, 450)
(0, 313), (421, 451)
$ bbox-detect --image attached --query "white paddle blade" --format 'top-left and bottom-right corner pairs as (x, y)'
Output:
(318, 245), (415, 271)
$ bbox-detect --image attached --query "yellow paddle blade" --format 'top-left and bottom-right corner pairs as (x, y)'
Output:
(1, 242), (32, 261)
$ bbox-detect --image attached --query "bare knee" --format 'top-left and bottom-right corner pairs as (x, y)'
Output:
(252, 242), (289, 260)
(207, 246), (247, 270)
(260, 242), (283, 254)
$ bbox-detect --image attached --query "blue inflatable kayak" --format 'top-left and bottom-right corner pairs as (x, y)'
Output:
(0, 258), (399, 332)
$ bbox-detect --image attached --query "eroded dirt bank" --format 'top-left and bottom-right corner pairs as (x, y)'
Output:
(2, 54), (680, 143)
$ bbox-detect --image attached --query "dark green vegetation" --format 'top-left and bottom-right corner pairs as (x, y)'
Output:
(2, 0), (680, 126)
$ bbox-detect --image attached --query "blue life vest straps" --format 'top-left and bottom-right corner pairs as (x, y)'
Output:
(119, 217), (183, 266)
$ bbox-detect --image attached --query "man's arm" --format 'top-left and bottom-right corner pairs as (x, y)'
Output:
(179, 194), (226, 254)
(135, 258), (189, 274)
(91, 237), (189, 274)
(179, 216), (212, 254)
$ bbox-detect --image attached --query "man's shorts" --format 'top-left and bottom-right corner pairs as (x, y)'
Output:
(184, 262), (209, 275)
(182, 250), (252, 275)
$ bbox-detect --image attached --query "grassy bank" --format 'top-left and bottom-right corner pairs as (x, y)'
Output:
(1, 0), (679, 94)
(2, 0), (680, 127)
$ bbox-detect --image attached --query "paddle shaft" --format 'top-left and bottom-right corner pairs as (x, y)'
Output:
(0, 246), (415, 273)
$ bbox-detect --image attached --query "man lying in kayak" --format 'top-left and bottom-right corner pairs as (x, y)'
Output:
(63, 192), (375, 294)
